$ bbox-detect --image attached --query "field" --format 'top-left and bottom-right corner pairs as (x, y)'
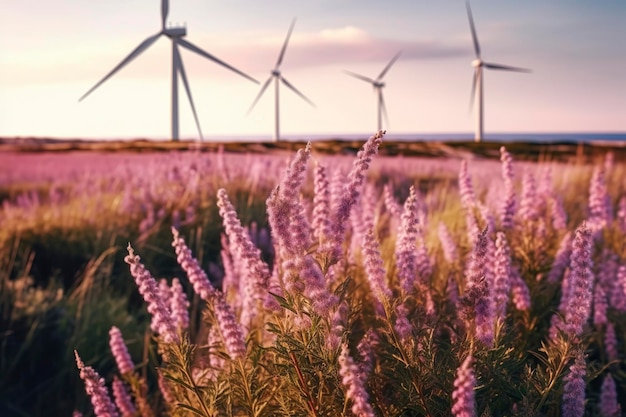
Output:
(1, 132), (625, 416)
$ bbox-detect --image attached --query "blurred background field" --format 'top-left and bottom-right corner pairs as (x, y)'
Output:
(1, 139), (624, 415)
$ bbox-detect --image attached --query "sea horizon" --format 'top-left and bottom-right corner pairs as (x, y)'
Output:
(2, 131), (625, 144)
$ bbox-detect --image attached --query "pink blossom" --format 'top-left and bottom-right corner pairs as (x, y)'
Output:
(124, 244), (178, 344)
(112, 377), (136, 417)
(338, 343), (376, 417)
(75, 350), (119, 417)
(312, 162), (332, 244)
(564, 222), (594, 339)
(561, 351), (586, 417)
(170, 278), (190, 330)
(451, 355), (476, 417)
(599, 374), (621, 417)
(547, 232), (572, 284)
(362, 229), (392, 313)
(171, 227), (217, 302)
(499, 146), (516, 229)
(438, 222), (458, 264)
(395, 185), (421, 295)
(108, 326), (134, 376)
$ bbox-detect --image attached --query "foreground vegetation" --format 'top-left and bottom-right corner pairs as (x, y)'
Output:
(1, 132), (625, 416)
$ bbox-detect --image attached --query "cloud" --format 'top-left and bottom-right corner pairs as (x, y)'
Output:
(199, 25), (469, 72)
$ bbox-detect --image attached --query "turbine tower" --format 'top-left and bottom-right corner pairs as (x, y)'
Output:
(466, 0), (530, 142)
(247, 18), (314, 142)
(79, 0), (258, 141)
(345, 51), (401, 132)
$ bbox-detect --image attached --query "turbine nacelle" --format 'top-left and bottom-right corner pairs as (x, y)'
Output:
(271, 69), (281, 77)
(472, 59), (483, 68)
(164, 26), (187, 38)
(374, 81), (385, 88)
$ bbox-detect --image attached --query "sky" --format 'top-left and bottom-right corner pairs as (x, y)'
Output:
(1, 0), (625, 140)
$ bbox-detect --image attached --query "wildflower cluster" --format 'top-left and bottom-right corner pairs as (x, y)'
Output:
(73, 133), (626, 417)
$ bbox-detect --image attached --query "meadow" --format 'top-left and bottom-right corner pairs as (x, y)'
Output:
(1, 132), (625, 416)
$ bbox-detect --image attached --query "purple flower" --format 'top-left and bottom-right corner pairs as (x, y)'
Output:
(458, 160), (476, 210)
(462, 228), (494, 347)
(451, 355), (476, 417)
(395, 185), (421, 295)
(362, 229), (392, 313)
(493, 232), (512, 322)
(312, 162), (332, 244)
(561, 351), (586, 417)
(593, 284), (608, 328)
(171, 228), (217, 302)
(108, 326), (134, 376)
(326, 130), (385, 258)
(550, 196), (568, 231)
(617, 196), (626, 233)
(217, 188), (272, 330)
(438, 222), (458, 264)
(599, 374), (621, 417)
(170, 278), (190, 330)
(499, 146), (516, 229)
(547, 232), (573, 284)
(75, 350), (119, 417)
(588, 166), (612, 234)
(609, 264), (626, 312)
(605, 322), (619, 363)
(518, 170), (539, 223)
(338, 343), (376, 417)
(214, 293), (247, 360)
(563, 222), (595, 339)
(124, 244), (178, 344)
(510, 270), (531, 312)
(112, 377), (136, 417)
(394, 303), (413, 342)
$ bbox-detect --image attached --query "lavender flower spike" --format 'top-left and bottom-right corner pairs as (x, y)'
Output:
(108, 326), (134, 376)
(438, 222), (458, 264)
(362, 229), (392, 308)
(564, 222), (594, 339)
(124, 244), (178, 344)
(327, 130), (385, 256)
(171, 227), (217, 302)
(75, 350), (119, 417)
(170, 278), (190, 330)
(561, 350), (586, 417)
(395, 185), (421, 295)
(112, 377), (136, 417)
(599, 374), (621, 417)
(451, 355), (476, 417)
(493, 232), (512, 322)
(338, 343), (376, 417)
(499, 146), (516, 229)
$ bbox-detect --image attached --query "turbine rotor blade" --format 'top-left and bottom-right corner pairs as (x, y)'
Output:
(344, 70), (375, 84)
(484, 62), (532, 73)
(377, 50), (402, 80)
(174, 42), (203, 140)
(79, 32), (162, 102)
(276, 18), (296, 69)
(247, 76), (274, 114)
(280, 76), (315, 107)
(465, 0), (481, 58)
(177, 38), (259, 84)
(161, 0), (169, 29)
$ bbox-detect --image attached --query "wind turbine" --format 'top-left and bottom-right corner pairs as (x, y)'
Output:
(79, 0), (258, 141)
(466, 0), (531, 142)
(344, 51), (401, 132)
(247, 18), (314, 142)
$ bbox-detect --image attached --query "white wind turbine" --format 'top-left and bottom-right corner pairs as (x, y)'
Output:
(247, 18), (315, 142)
(466, 0), (531, 142)
(79, 0), (258, 141)
(344, 51), (401, 133)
